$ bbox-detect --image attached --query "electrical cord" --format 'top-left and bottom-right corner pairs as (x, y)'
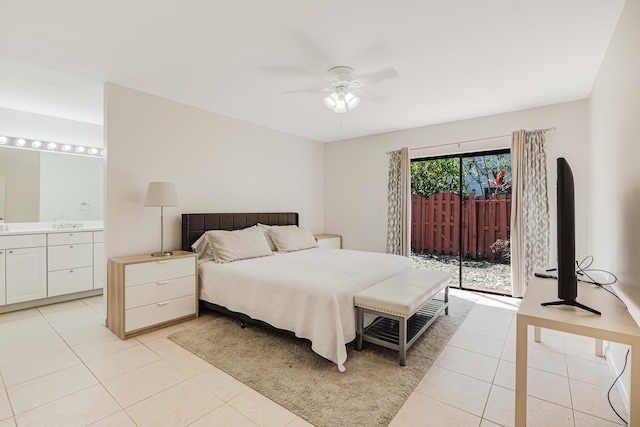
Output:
(607, 348), (630, 425)
(574, 256), (627, 308)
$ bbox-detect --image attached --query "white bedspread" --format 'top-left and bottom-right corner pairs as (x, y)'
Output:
(198, 248), (413, 371)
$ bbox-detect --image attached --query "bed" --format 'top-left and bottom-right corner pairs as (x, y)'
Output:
(182, 212), (414, 371)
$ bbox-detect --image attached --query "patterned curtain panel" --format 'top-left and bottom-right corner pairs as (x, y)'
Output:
(511, 129), (550, 297)
(386, 147), (411, 256)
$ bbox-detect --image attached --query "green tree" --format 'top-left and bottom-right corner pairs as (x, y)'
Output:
(411, 159), (468, 197)
(464, 154), (512, 195)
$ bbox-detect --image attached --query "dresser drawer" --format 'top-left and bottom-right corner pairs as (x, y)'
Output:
(125, 295), (196, 332)
(48, 243), (93, 271)
(124, 257), (195, 287)
(48, 267), (93, 297)
(48, 232), (93, 246)
(125, 276), (195, 309)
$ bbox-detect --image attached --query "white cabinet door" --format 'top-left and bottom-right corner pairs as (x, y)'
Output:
(93, 242), (104, 290)
(0, 250), (5, 306)
(6, 247), (47, 304)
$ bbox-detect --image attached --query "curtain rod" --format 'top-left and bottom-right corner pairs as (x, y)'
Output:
(387, 127), (556, 154)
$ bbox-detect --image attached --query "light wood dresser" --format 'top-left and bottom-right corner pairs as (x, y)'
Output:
(107, 250), (198, 339)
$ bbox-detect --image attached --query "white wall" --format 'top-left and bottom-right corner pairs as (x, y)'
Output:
(588, 0), (640, 410)
(0, 107), (103, 148)
(325, 100), (590, 259)
(104, 83), (324, 258)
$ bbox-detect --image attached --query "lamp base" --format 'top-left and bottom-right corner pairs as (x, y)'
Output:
(151, 251), (173, 257)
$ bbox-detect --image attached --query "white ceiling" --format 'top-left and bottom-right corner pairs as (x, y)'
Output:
(0, 0), (625, 143)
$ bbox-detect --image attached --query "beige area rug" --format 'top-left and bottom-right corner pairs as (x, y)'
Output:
(168, 294), (474, 427)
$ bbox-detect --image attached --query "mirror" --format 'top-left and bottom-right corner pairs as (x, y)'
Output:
(0, 147), (104, 223)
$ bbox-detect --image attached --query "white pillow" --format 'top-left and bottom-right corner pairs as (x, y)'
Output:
(191, 234), (215, 262)
(268, 225), (319, 252)
(205, 226), (273, 263)
(256, 223), (278, 251)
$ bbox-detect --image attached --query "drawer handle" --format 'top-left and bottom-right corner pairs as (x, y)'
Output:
(69, 245), (74, 249)
(155, 260), (168, 264)
(156, 281), (169, 285)
(69, 270), (74, 273)
(157, 301), (171, 306)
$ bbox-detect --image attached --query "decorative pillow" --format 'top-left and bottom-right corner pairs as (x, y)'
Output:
(205, 226), (273, 263)
(256, 223), (278, 251)
(191, 233), (215, 262)
(268, 225), (319, 252)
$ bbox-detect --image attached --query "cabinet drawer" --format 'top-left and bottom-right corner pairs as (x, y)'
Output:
(0, 234), (46, 250)
(317, 237), (341, 249)
(125, 295), (196, 332)
(93, 231), (104, 243)
(125, 276), (195, 309)
(48, 243), (93, 271)
(47, 266), (93, 297)
(48, 232), (92, 246)
(124, 257), (195, 287)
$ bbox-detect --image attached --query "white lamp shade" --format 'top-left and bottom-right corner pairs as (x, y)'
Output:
(144, 182), (179, 207)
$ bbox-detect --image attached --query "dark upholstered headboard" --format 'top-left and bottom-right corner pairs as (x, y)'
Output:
(181, 212), (299, 252)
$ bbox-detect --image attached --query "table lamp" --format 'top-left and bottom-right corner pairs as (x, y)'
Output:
(144, 182), (179, 256)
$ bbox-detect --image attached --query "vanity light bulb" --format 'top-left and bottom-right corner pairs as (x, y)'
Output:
(47, 142), (57, 149)
(32, 141), (42, 148)
(100, 150), (105, 156)
(16, 139), (26, 146)
(88, 148), (98, 155)
(62, 145), (71, 151)
(0, 136), (7, 144)
(75, 146), (85, 153)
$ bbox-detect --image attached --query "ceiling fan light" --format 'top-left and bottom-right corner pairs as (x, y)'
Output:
(334, 98), (347, 113)
(323, 94), (337, 109)
(344, 92), (360, 110)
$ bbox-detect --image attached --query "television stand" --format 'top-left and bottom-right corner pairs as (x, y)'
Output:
(541, 299), (601, 315)
(517, 276), (640, 426)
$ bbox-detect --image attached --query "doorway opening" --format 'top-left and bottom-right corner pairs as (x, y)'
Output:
(410, 149), (512, 295)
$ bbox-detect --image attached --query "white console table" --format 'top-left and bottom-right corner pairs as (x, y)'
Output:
(516, 276), (640, 426)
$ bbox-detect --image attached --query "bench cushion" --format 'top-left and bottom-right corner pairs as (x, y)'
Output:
(354, 269), (451, 317)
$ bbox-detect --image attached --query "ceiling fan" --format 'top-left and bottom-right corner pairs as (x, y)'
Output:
(283, 65), (398, 113)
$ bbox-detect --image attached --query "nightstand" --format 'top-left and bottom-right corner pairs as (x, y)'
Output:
(314, 234), (342, 249)
(107, 250), (198, 339)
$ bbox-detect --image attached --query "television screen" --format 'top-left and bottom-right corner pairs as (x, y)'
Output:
(557, 157), (577, 300)
(541, 157), (600, 315)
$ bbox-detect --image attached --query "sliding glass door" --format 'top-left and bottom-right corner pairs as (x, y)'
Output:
(411, 150), (512, 295)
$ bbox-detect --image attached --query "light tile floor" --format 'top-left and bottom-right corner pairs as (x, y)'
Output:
(0, 290), (630, 426)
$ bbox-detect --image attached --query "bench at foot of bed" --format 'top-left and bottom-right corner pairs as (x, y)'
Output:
(354, 269), (452, 366)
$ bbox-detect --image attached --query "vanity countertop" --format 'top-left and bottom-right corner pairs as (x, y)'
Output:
(0, 222), (103, 235)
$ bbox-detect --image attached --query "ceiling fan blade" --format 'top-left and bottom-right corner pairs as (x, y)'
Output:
(259, 64), (320, 77)
(358, 67), (399, 86)
(282, 87), (329, 95)
(290, 32), (334, 67)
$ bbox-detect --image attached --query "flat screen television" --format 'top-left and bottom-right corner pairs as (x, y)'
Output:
(541, 157), (600, 315)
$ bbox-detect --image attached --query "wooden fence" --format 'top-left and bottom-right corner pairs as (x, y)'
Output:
(411, 193), (511, 260)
